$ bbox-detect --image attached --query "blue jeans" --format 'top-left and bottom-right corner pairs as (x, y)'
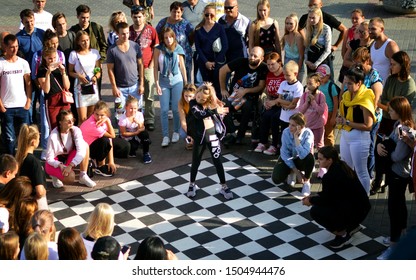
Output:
(159, 74), (183, 138)
(39, 92), (49, 150)
(368, 120), (381, 179)
(119, 82), (143, 109)
(1, 107), (30, 155)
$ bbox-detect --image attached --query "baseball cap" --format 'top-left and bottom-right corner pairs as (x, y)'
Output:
(91, 236), (121, 260)
(316, 64), (330, 77)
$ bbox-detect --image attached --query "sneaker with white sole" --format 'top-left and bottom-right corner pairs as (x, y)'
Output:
(186, 183), (198, 198)
(287, 172), (296, 187)
(143, 153), (152, 164)
(254, 143), (266, 153)
(263, 145), (278, 156)
(302, 181), (311, 196)
(219, 186), (234, 200)
(377, 246), (394, 260)
(171, 132), (180, 143)
(329, 233), (351, 249)
(161, 136), (170, 147)
(79, 174), (96, 188)
(94, 165), (113, 177)
(51, 176), (64, 188)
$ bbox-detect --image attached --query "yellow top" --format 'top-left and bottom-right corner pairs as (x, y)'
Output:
(339, 84), (376, 131)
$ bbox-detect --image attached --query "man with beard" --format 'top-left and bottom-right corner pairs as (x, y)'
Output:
(219, 46), (267, 146)
(369, 17), (399, 84)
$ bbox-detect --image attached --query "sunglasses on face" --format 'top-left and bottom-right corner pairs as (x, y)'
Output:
(205, 13), (214, 18)
(224, 5), (236, 11)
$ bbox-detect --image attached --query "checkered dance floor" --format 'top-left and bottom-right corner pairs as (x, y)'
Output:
(50, 154), (387, 260)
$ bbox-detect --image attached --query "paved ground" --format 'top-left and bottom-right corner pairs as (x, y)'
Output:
(1, 0), (416, 259)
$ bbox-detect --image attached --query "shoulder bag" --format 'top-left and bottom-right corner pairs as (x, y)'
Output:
(52, 74), (74, 104)
(76, 53), (95, 95)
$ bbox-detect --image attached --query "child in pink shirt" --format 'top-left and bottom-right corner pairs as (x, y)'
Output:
(298, 73), (327, 149)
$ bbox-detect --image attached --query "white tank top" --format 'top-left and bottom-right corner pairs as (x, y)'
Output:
(370, 38), (392, 85)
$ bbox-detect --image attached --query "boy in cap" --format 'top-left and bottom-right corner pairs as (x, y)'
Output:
(316, 64), (340, 147)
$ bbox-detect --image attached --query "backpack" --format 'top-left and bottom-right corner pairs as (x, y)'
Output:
(301, 90), (328, 125)
(327, 81), (341, 111)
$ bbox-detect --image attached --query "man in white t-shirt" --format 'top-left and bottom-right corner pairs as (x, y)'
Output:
(19, 0), (54, 31)
(0, 34), (32, 155)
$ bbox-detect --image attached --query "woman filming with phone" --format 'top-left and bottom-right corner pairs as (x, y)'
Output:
(272, 112), (315, 196)
(374, 96), (415, 260)
(37, 47), (71, 131)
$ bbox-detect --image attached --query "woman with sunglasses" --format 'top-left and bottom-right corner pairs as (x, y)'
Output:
(156, 1), (193, 84)
(340, 21), (373, 87)
(45, 109), (96, 188)
(194, 3), (228, 98)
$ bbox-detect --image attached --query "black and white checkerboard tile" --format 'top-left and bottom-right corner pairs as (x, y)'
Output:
(50, 154), (386, 260)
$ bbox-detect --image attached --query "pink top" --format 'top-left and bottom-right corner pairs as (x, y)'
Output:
(298, 89), (327, 129)
(80, 114), (108, 145)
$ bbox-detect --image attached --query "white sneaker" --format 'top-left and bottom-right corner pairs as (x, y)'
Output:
(161, 136), (170, 147)
(287, 172), (296, 187)
(171, 132), (180, 143)
(254, 143), (266, 153)
(377, 246), (394, 260)
(219, 186), (234, 200)
(302, 181), (311, 196)
(79, 174), (96, 188)
(186, 183), (198, 198)
(51, 176), (64, 188)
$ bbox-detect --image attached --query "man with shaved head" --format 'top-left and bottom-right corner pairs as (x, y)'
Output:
(219, 46), (268, 146)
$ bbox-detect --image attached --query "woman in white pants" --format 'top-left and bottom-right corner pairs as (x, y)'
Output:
(336, 66), (376, 195)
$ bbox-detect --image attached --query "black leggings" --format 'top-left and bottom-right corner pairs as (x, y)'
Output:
(190, 130), (225, 184)
(129, 130), (151, 155)
(386, 171), (409, 242)
(90, 137), (112, 162)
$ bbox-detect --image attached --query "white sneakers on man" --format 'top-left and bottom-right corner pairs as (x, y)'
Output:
(161, 136), (170, 147)
(172, 132), (180, 143)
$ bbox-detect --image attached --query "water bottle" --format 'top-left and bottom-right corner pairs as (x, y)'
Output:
(114, 97), (123, 120)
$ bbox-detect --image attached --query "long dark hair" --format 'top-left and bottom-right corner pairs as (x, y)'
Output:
(134, 236), (168, 260)
(389, 96), (415, 129)
(318, 146), (357, 179)
(391, 51), (411, 81)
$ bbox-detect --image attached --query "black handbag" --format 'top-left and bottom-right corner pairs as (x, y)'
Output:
(81, 83), (95, 95)
(76, 53), (96, 95)
(307, 43), (325, 63)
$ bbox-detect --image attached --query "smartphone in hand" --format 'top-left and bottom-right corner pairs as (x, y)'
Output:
(121, 245), (131, 254)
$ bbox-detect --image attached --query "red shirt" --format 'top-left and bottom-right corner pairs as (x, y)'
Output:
(266, 71), (285, 98)
(129, 24), (159, 68)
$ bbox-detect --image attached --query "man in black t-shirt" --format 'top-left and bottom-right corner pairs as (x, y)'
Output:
(298, 0), (346, 79)
(219, 46), (267, 146)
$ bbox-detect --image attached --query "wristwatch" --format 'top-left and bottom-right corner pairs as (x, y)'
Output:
(346, 120), (350, 125)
